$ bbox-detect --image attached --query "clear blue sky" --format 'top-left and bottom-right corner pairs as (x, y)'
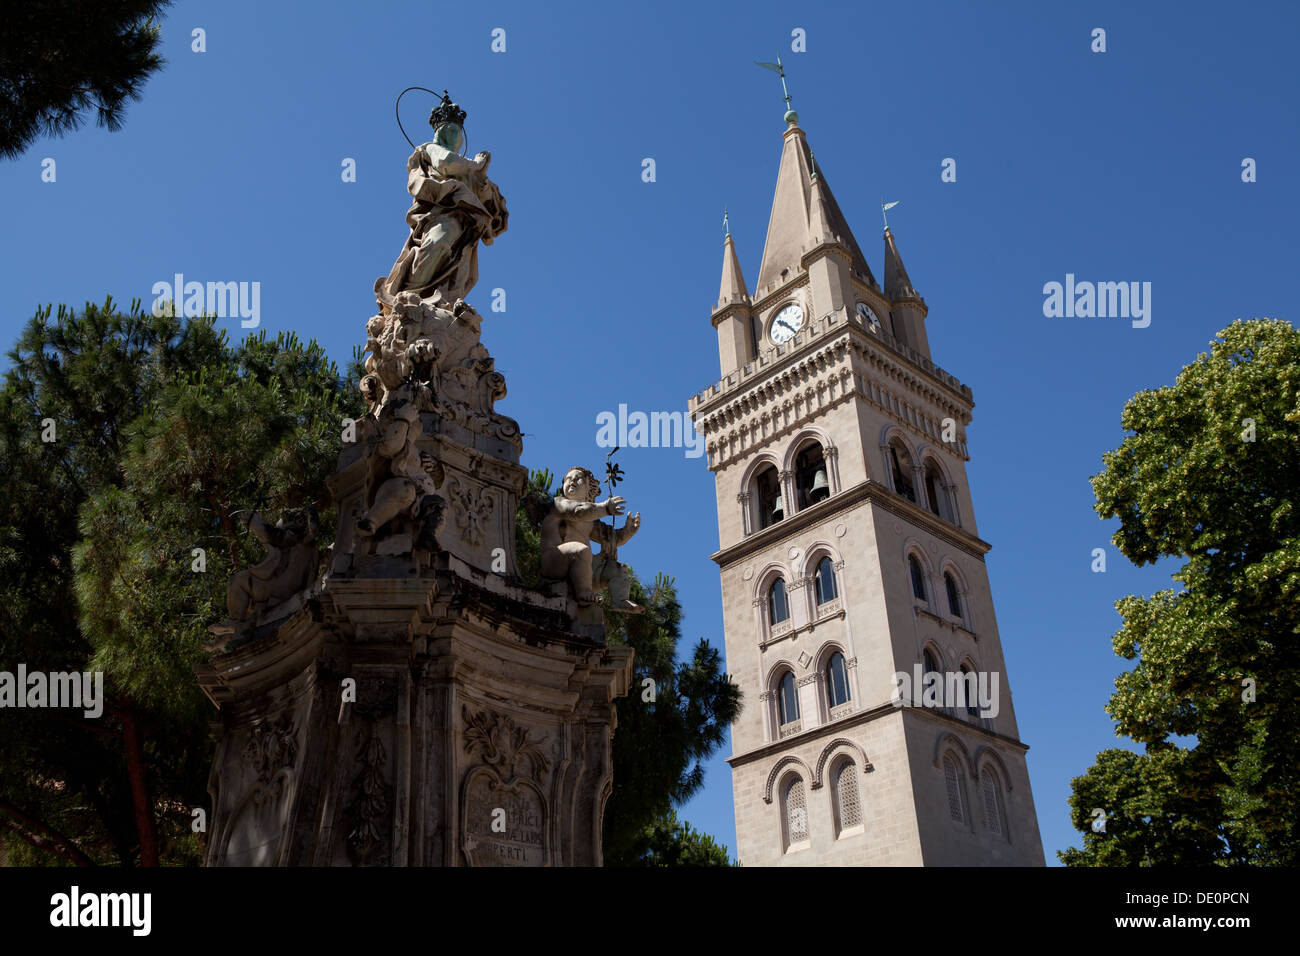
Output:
(2, 0), (1296, 864)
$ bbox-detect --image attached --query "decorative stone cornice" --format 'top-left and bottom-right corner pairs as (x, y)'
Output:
(713, 479), (991, 569)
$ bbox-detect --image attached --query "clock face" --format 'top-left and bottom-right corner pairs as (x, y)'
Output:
(769, 304), (804, 344)
(857, 302), (881, 330)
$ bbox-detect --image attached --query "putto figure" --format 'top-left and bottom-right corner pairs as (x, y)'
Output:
(537, 467), (643, 613)
(226, 507), (323, 628)
(378, 93), (508, 306)
(356, 385), (443, 538)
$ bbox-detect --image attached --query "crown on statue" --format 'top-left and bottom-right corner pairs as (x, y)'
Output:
(429, 92), (467, 129)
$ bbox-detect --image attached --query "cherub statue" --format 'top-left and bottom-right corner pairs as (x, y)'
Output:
(355, 386), (443, 539)
(227, 507), (322, 626)
(536, 466), (642, 612)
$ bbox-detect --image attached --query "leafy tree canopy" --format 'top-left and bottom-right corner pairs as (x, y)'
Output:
(1063, 318), (1300, 866)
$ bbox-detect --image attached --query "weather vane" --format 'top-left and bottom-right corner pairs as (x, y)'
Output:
(881, 200), (899, 233)
(754, 56), (797, 123)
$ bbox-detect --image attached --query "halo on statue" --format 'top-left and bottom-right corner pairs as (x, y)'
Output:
(395, 86), (470, 156)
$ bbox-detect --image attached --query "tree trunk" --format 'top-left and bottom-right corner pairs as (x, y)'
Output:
(119, 704), (159, 866)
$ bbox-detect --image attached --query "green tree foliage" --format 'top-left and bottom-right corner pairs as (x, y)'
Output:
(514, 470), (742, 865)
(624, 808), (734, 867)
(0, 298), (349, 865)
(1062, 319), (1300, 866)
(0, 1), (171, 160)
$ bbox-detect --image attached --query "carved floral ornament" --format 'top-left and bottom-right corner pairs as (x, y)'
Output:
(462, 705), (550, 784)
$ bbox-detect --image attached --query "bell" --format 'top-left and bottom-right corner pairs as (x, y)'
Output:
(809, 469), (830, 502)
(771, 497), (785, 521)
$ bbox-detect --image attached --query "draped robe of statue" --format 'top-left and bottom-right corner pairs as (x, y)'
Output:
(377, 140), (508, 307)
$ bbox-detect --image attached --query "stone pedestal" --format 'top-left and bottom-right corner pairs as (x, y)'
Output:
(197, 561), (633, 866)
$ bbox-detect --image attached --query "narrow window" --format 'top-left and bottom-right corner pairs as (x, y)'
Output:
(783, 776), (809, 849)
(777, 671), (799, 726)
(944, 755), (966, 824)
(814, 556), (838, 605)
(961, 664), (980, 719)
(981, 769), (1004, 836)
(768, 578), (790, 625)
(925, 462), (945, 518)
(795, 442), (829, 509)
(833, 759), (862, 835)
(910, 555), (927, 601)
(754, 465), (783, 529)
(890, 443), (916, 502)
(826, 652), (850, 709)
(946, 572), (962, 619)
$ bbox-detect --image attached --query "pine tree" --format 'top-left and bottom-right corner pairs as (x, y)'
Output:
(0, 1), (172, 159)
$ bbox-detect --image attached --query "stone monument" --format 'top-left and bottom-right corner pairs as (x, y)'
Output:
(197, 92), (635, 866)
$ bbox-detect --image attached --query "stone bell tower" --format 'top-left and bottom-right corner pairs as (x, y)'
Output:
(198, 93), (633, 867)
(689, 105), (1044, 865)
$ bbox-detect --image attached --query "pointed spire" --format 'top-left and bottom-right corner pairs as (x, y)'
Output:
(756, 120), (876, 294)
(717, 229), (750, 311)
(884, 227), (918, 301)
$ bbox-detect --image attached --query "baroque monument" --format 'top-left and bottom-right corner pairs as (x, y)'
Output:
(197, 92), (635, 866)
(690, 71), (1045, 864)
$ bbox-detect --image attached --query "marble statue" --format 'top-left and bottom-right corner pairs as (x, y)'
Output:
(227, 507), (323, 626)
(356, 385), (443, 538)
(377, 94), (508, 308)
(537, 467), (643, 612)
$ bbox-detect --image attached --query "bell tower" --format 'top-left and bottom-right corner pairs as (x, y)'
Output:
(688, 110), (1044, 865)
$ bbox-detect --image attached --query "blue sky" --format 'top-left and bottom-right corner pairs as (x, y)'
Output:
(2, 0), (1296, 864)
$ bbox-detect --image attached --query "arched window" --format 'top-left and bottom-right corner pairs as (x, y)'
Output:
(754, 464), (783, 529)
(781, 775), (809, 850)
(814, 556), (838, 605)
(945, 572), (962, 619)
(981, 768), (1005, 837)
(794, 441), (829, 510)
(943, 754), (966, 825)
(924, 460), (949, 520)
(768, 578), (790, 625)
(889, 440), (916, 503)
(923, 648), (941, 681)
(832, 758), (862, 836)
(909, 554), (927, 601)
(777, 671), (800, 731)
(960, 663), (980, 719)
(825, 652), (850, 710)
